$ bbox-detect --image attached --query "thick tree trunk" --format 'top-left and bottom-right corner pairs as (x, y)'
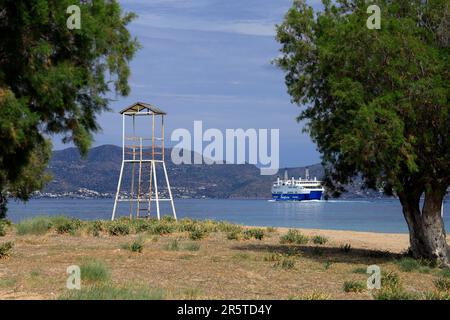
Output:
(399, 188), (449, 267)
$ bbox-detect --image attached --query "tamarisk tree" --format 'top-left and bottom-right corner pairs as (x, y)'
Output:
(0, 0), (139, 218)
(276, 0), (449, 265)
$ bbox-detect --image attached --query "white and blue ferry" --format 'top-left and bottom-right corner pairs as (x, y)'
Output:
(271, 169), (324, 201)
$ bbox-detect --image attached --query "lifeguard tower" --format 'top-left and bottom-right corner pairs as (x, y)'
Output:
(111, 102), (177, 221)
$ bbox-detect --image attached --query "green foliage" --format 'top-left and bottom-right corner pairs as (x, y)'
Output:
(382, 271), (400, 291)
(87, 221), (103, 237)
(276, 0), (450, 262)
(226, 230), (241, 240)
(189, 227), (207, 241)
(434, 277), (450, 291)
(311, 235), (328, 245)
(396, 257), (433, 273)
(0, 241), (14, 259)
(0, 0), (139, 218)
(53, 216), (82, 235)
(80, 260), (110, 283)
(243, 228), (265, 240)
(60, 284), (165, 300)
(122, 238), (144, 253)
(16, 216), (52, 235)
(280, 229), (309, 245)
(149, 221), (176, 235)
(343, 280), (365, 293)
(108, 221), (130, 236)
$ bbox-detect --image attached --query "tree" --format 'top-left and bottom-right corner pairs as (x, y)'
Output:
(276, 0), (449, 265)
(0, 0), (139, 218)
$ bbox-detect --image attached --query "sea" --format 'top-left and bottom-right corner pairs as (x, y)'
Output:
(7, 198), (450, 233)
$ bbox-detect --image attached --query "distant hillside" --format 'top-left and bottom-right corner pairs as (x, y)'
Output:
(44, 145), (383, 199)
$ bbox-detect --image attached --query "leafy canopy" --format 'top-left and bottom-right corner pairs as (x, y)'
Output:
(0, 0), (139, 216)
(276, 0), (449, 196)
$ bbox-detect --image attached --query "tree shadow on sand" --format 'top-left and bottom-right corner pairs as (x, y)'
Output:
(231, 243), (404, 265)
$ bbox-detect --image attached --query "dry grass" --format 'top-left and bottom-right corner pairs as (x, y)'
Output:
(0, 217), (448, 300)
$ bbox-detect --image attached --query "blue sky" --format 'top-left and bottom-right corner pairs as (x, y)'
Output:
(55, 0), (324, 167)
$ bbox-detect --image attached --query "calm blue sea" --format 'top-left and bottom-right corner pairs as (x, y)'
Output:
(6, 198), (450, 233)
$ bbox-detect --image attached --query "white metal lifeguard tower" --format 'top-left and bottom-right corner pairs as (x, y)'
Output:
(111, 102), (176, 221)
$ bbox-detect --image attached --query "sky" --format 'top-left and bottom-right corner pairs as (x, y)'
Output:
(54, 0), (324, 167)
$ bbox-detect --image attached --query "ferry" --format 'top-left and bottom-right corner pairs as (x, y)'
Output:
(271, 169), (324, 201)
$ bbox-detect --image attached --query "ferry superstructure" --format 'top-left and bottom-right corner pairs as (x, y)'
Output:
(271, 169), (324, 201)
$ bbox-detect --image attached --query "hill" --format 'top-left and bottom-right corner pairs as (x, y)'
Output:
(43, 145), (380, 199)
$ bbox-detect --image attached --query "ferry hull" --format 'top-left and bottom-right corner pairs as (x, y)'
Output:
(272, 191), (323, 201)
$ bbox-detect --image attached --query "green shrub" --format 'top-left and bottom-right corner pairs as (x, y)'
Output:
(311, 235), (328, 245)
(396, 257), (433, 273)
(216, 221), (243, 233)
(108, 221), (130, 236)
(122, 239), (144, 253)
(280, 229), (309, 245)
(80, 260), (110, 283)
(382, 271), (401, 290)
(343, 280), (365, 293)
(189, 227), (207, 241)
(149, 222), (176, 235)
(226, 230), (241, 240)
(60, 284), (165, 300)
(374, 288), (417, 300)
(243, 228), (265, 240)
(88, 221), (103, 237)
(439, 268), (450, 279)
(133, 219), (155, 233)
(434, 277), (450, 291)
(53, 216), (82, 235)
(0, 241), (14, 259)
(16, 216), (52, 235)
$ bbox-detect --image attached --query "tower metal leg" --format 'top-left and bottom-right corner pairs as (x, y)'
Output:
(152, 161), (160, 220)
(112, 162), (125, 221)
(162, 161), (177, 220)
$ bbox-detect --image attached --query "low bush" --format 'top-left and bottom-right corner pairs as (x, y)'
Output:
(189, 227), (207, 241)
(87, 221), (103, 237)
(311, 235), (328, 245)
(343, 280), (365, 293)
(16, 216), (52, 235)
(0, 241), (14, 259)
(122, 239), (144, 253)
(0, 223), (5, 237)
(80, 260), (111, 283)
(396, 257), (433, 273)
(280, 229), (308, 245)
(226, 230), (241, 240)
(53, 216), (82, 235)
(165, 239), (180, 251)
(108, 221), (130, 236)
(243, 228), (265, 240)
(184, 242), (200, 251)
(434, 277), (450, 292)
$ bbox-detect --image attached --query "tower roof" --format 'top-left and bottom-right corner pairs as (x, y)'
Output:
(119, 102), (166, 115)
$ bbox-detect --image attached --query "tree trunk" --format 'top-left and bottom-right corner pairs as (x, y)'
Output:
(0, 191), (6, 220)
(399, 188), (449, 267)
